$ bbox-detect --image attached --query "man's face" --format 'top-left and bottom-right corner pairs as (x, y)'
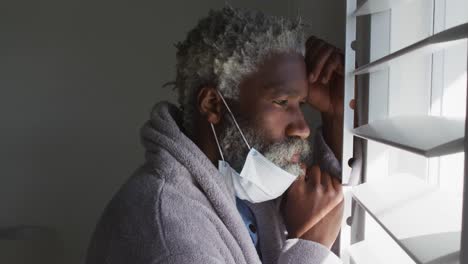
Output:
(218, 52), (311, 175)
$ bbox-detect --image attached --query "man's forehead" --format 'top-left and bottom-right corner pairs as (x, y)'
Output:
(256, 52), (308, 96)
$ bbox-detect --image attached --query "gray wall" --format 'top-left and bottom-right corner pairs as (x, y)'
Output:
(0, 1), (344, 263)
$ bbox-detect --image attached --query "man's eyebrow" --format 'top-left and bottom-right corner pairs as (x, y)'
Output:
(264, 82), (303, 97)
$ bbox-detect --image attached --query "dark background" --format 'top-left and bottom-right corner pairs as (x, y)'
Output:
(0, 0), (345, 263)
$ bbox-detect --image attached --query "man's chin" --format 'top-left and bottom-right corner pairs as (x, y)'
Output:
(282, 162), (305, 177)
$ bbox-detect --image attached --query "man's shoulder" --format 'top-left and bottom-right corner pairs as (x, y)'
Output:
(87, 163), (222, 263)
(97, 155), (222, 233)
(110, 159), (209, 215)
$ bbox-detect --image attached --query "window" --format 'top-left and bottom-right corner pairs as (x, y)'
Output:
(340, 0), (468, 263)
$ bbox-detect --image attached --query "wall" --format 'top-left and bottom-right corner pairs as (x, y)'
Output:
(0, 0), (344, 263)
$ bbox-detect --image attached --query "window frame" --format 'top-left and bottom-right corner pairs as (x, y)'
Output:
(341, 0), (468, 263)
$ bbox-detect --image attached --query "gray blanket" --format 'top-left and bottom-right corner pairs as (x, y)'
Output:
(85, 102), (341, 264)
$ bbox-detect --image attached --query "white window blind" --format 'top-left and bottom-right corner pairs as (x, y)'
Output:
(341, 0), (468, 263)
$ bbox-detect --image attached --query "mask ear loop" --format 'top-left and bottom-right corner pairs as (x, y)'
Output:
(210, 123), (225, 161)
(216, 90), (252, 150)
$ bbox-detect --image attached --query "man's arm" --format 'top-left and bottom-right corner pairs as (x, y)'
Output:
(305, 36), (348, 161)
(279, 164), (343, 264)
(279, 37), (348, 259)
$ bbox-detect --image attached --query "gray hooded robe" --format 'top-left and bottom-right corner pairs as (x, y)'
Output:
(86, 102), (342, 264)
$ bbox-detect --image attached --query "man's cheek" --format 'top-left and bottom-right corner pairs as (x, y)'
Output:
(253, 107), (289, 141)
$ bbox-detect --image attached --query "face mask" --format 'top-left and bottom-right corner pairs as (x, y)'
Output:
(210, 91), (299, 203)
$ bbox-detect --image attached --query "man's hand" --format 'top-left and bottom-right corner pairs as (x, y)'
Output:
(305, 36), (350, 160)
(281, 165), (343, 246)
(300, 200), (344, 249)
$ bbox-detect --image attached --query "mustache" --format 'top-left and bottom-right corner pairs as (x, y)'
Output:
(260, 136), (311, 164)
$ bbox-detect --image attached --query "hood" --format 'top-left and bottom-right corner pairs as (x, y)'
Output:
(140, 101), (236, 203)
(140, 101), (211, 174)
(139, 102), (258, 262)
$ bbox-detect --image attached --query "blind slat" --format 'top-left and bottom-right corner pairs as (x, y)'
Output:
(354, 0), (416, 16)
(348, 239), (415, 264)
(352, 174), (462, 264)
(354, 23), (468, 75)
(351, 116), (464, 157)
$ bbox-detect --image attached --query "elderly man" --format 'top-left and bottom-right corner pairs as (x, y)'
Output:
(86, 7), (347, 264)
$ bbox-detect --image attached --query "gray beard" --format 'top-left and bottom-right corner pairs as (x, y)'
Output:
(218, 113), (311, 176)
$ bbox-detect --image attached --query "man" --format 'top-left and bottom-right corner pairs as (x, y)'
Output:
(86, 7), (349, 264)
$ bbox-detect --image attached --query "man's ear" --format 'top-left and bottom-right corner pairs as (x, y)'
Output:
(197, 87), (222, 124)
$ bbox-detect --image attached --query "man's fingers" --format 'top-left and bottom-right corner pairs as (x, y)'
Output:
(331, 177), (343, 201)
(321, 53), (341, 84)
(321, 171), (331, 189)
(336, 54), (345, 76)
(307, 165), (321, 187)
(333, 50), (345, 77)
(306, 39), (325, 60)
(291, 174), (306, 188)
(349, 99), (356, 110)
(306, 36), (322, 51)
(306, 41), (326, 81)
(308, 45), (334, 83)
(285, 174), (305, 200)
(307, 82), (330, 112)
(299, 163), (307, 177)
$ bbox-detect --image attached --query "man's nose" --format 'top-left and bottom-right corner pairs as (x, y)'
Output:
(285, 110), (310, 140)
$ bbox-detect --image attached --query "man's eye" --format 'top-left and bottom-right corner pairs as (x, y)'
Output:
(273, 100), (288, 106)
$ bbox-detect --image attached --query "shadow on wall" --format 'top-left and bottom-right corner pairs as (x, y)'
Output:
(0, 226), (64, 264)
(0, 0), (344, 263)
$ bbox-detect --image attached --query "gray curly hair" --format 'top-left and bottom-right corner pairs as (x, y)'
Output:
(174, 7), (305, 134)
